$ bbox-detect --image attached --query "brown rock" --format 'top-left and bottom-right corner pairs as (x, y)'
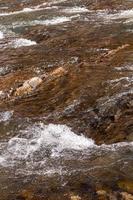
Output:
(105, 44), (130, 57)
(14, 77), (42, 96)
(50, 67), (67, 77)
(121, 192), (133, 200)
(118, 180), (133, 194)
(17, 190), (34, 200)
(70, 194), (81, 200)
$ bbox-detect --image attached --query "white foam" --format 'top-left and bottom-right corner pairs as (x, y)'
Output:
(0, 156), (6, 163)
(108, 76), (133, 84)
(107, 76), (133, 90)
(62, 6), (89, 14)
(0, 111), (13, 122)
(0, 7), (36, 16)
(96, 9), (133, 24)
(0, 123), (95, 167)
(0, 0), (66, 17)
(11, 38), (37, 48)
(8, 123), (95, 158)
(110, 9), (133, 24)
(112, 9), (133, 20)
(0, 31), (4, 39)
(0, 6), (8, 10)
(0, 66), (9, 75)
(44, 6), (58, 10)
(12, 15), (79, 28)
(100, 141), (133, 152)
(1, 122), (133, 162)
(0, 122), (133, 174)
(34, 15), (77, 26)
(0, 91), (6, 99)
(115, 65), (133, 71)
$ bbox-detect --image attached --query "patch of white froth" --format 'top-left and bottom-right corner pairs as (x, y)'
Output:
(112, 9), (133, 20)
(34, 15), (79, 26)
(44, 6), (58, 10)
(62, 6), (89, 14)
(12, 15), (79, 28)
(8, 124), (95, 158)
(107, 76), (133, 89)
(0, 0), (66, 17)
(0, 123), (95, 167)
(0, 123), (133, 175)
(108, 76), (133, 84)
(0, 66), (9, 75)
(96, 9), (133, 24)
(0, 7), (38, 16)
(0, 31), (4, 39)
(11, 38), (36, 48)
(115, 65), (133, 71)
(0, 111), (13, 122)
(110, 9), (133, 24)
(100, 141), (133, 152)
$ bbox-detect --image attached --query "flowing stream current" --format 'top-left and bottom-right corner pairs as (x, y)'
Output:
(0, 0), (133, 199)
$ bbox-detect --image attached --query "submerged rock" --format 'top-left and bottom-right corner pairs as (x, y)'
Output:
(121, 192), (133, 200)
(50, 66), (67, 77)
(70, 194), (81, 200)
(14, 77), (42, 97)
(13, 68), (66, 97)
(104, 44), (130, 58)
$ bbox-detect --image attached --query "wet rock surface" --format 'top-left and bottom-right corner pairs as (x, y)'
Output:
(0, 0), (133, 199)
(14, 77), (43, 96)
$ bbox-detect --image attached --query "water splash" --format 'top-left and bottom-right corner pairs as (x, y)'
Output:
(11, 38), (37, 48)
(0, 123), (94, 168)
(0, 122), (133, 176)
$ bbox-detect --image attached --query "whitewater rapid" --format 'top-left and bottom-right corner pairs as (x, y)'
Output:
(0, 119), (133, 176)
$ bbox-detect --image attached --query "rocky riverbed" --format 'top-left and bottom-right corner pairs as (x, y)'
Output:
(0, 0), (133, 199)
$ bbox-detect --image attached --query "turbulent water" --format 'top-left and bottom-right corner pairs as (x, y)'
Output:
(0, 0), (133, 199)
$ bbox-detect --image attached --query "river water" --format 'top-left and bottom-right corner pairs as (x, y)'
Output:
(0, 0), (133, 199)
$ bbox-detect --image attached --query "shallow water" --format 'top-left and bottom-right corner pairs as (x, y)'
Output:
(0, 0), (133, 199)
